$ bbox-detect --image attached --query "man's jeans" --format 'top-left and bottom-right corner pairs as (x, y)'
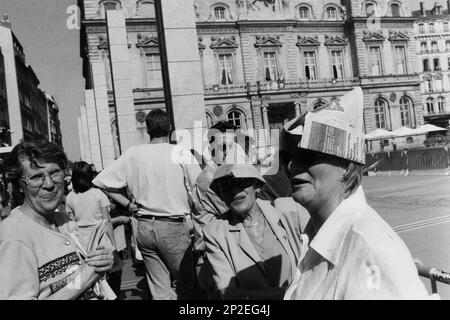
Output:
(137, 218), (195, 300)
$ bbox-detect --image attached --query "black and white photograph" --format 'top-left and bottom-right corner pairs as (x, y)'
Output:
(0, 0), (449, 305)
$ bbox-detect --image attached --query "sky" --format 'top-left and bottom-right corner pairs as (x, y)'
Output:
(0, 0), (83, 161)
(0, 0), (443, 161)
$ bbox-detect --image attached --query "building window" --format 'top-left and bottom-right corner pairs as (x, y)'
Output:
(419, 24), (425, 34)
(391, 3), (400, 17)
(366, 3), (375, 16)
(423, 59), (430, 72)
(214, 6), (226, 20)
(303, 51), (317, 80)
(426, 97), (435, 113)
(436, 77), (443, 91)
(298, 6), (310, 19)
(446, 41), (450, 52)
(326, 7), (338, 20)
(374, 99), (387, 129)
(227, 110), (245, 129)
(429, 23), (435, 33)
(369, 46), (382, 75)
(144, 53), (162, 88)
(431, 41), (438, 52)
(406, 137), (414, 144)
(399, 97), (412, 127)
(263, 52), (278, 82)
(420, 42), (428, 53)
(218, 54), (234, 85)
(445, 22), (450, 32)
(434, 58), (441, 71)
(137, 1), (155, 17)
(424, 78), (433, 92)
(331, 50), (344, 79)
(394, 46), (406, 74)
(448, 57), (450, 69)
(438, 96), (445, 112)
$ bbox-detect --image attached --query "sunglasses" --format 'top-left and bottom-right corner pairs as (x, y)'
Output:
(215, 178), (255, 193)
(291, 149), (329, 168)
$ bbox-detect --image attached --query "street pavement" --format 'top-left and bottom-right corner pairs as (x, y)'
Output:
(120, 175), (450, 300)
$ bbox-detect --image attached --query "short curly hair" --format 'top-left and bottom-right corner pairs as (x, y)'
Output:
(2, 140), (68, 185)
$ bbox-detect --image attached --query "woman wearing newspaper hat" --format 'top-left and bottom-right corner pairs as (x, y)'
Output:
(282, 87), (431, 299)
(203, 163), (309, 300)
(0, 140), (114, 300)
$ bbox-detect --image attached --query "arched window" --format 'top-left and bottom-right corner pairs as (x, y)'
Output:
(420, 42), (428, 53)
(431, 41), (438, 52)
(423, 59), (430, 72)
(298, 6), (310, 19)
(426, 97), (435, 113)
(429, 23), (435, 33)
(214, 6), (226, 20)
(326, 6), (338, 20)
(206, 113), (214, 128)
(419, 24), (425, 34)
(438, 96), (445, 112)
(399, 97), (412, 127)
(227, 110), (246, 129)
(365, 3), (375, 16)
(391, 3), (400, 17)
(137, 1), (155, 17)
(374, 99), (387, 129)
(100, 0), (120, 18)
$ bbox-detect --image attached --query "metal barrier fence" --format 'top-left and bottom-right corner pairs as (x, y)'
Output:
(416, 263), (450, 295)
(366, 147), (450, 173)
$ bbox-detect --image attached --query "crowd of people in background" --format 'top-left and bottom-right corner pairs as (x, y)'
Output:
(0, 88), (437, 300)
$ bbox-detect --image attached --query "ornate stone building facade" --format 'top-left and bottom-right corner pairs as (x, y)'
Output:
(78, 0), (424, 164)
(413, 1), (450, 129)
(0, 15), (57, 147)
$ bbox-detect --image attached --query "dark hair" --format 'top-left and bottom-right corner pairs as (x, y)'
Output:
(71, 161), (94, 193)
(145, 109), (171, 139)
(207, 121), (237, 144)
(3, 140), (67, 185)
(342, 161), (363, 198)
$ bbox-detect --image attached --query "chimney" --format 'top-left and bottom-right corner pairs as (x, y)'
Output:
(420, 2), (425, 16)
(0, 13), (11, 29)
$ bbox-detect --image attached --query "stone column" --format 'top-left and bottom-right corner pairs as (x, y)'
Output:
(294, 102), (301, 117)
(92, 61), (115, 168)
(77, 117), (85, 161)
(261, 104), (270, 146)
(79, 105), (92, 163)
(106, 10), (137, 153)
(85, 90), (102, 169)
(157, 0), (206, 153)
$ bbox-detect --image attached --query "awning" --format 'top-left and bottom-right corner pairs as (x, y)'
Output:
(391, 126), (419, 138)
(415, 124), (448, 135)
(365, 129), (392, 140)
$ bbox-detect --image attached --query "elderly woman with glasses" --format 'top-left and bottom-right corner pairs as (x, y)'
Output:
(282, 88), (430, 299)
(0, 140), (114, 300)
(203, 163), (308, 300)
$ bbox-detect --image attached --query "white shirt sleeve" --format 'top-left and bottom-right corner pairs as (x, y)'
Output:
(92, 152), (128, 190)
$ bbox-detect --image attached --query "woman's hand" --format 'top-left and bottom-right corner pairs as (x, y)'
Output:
(118, 216), (131, 225)
(85, 246), (114, 273)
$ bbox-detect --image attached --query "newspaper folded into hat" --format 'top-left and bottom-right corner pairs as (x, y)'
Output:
(211, 163), (266, 192)
(300, 87), (365, 164)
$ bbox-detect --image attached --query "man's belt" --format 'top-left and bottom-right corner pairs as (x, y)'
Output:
(137, 215), (185, 223)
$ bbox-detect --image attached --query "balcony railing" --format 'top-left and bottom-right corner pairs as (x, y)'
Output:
(204, 78), (360, 97)
(360, 74), (420, 86)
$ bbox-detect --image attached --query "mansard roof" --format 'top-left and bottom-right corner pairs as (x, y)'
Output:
(254, 35), (283, 48)
(210, 36), (238, 49)
(296, 36), (320, 47)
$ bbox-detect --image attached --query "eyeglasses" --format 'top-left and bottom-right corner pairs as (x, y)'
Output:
(22, 169), (65, 188)
(216, 178), (255, 193)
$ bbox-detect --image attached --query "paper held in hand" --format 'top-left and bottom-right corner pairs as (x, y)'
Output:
(69, 220), (117, 300)
(300, 87), (366, 165)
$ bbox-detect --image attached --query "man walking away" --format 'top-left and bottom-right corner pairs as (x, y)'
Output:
(93, 109), (201, 300)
